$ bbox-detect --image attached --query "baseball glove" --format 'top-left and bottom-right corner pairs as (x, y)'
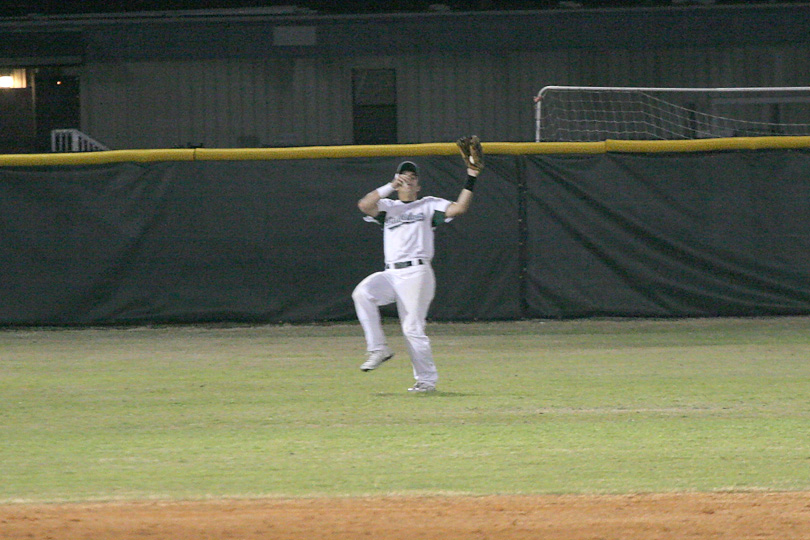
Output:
(456, 135), (485, 173)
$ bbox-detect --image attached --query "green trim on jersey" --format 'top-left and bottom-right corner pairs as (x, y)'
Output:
(432, 210), (446, 228)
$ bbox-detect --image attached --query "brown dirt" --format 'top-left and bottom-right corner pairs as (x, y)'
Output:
(2, 492), (810, 540)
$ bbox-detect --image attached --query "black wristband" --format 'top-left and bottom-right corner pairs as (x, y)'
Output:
(464, 174), (477, 192)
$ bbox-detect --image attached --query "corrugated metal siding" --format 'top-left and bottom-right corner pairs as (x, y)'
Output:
(82, 58), (349, 148)
(81, 42), (810, 149)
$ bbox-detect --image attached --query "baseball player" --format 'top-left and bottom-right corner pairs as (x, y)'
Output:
(352, 136), (484, 393)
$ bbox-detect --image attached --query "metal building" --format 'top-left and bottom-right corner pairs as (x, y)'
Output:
(1, 3), (809, 152)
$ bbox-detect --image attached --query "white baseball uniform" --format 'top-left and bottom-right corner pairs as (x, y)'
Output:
(352, 196), (453, 386)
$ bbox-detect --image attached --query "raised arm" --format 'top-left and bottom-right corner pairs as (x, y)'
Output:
(445, 169), (477, 218)
(446, 135), (484, 218)
(358, 175), (404, 216)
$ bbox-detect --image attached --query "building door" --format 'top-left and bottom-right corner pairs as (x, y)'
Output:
(35, 69), (80, 152)
(0, 69), (35, 154)
(352, 68), (397, 145)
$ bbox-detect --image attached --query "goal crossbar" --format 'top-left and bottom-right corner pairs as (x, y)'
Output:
(534, 85), (810, 142)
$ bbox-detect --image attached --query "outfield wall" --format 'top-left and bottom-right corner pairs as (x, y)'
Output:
(2, 138), (810, 325)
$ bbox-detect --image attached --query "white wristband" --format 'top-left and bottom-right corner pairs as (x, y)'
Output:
(376, 183), (395, 198)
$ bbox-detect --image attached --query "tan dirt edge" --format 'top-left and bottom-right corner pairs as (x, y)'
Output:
(2, 492), (810, 540)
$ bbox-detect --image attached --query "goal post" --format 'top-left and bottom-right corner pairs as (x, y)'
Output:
(534, 86), (810, 142)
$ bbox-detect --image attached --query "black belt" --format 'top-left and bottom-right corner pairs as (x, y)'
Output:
(386, 259), (425, 270)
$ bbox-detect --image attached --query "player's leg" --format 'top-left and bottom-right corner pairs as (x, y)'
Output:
(393, 266), (438, 389)
(352, 271), (396, 369)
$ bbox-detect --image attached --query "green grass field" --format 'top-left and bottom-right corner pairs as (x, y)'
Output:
(1, 317), (809, 503)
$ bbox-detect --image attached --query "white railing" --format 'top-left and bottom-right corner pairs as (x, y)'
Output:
(51, 129), (110, 152)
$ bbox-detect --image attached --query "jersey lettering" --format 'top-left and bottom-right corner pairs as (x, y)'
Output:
(386, 212), (426, 230)
(364, 196), (452, 263)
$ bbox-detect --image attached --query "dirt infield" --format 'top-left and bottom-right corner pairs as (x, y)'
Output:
(2, 492), (810, 540)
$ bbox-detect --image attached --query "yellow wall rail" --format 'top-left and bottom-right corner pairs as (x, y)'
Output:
(2, 136), (810, 166)
(0, 149), (195, 166)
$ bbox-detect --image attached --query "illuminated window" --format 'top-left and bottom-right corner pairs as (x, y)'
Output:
(0, 69), (27, 89)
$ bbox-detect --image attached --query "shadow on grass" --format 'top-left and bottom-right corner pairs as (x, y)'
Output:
(372, 391), (477, 398)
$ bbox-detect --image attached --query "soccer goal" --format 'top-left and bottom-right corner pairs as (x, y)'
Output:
(534, 86), (810, 142)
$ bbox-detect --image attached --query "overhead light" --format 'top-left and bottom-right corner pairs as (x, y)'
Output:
(0, 76), (14, 88)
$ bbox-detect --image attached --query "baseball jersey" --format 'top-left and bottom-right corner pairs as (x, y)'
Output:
(365, 196), (453, 264)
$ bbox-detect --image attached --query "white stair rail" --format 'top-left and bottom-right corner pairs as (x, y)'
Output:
(51, 129), (110, 152)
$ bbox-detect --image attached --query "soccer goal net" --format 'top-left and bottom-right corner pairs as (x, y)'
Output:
(534, 86), (810, 142)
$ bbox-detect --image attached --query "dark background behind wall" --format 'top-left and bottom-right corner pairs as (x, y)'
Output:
(5, 3), (810, 152)
(1, 150), (809, 326)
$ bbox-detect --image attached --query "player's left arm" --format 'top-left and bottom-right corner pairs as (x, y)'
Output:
(446, 135), (484, 218)
(445, 170), (477, 218)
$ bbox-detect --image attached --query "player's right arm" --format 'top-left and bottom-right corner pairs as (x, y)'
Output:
(358, 175), (403, 217)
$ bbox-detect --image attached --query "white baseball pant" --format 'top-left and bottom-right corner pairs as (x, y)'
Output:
(352, 263), (438, 386)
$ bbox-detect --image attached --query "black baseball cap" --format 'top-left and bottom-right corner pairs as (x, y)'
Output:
(397, 161), (419, 175)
